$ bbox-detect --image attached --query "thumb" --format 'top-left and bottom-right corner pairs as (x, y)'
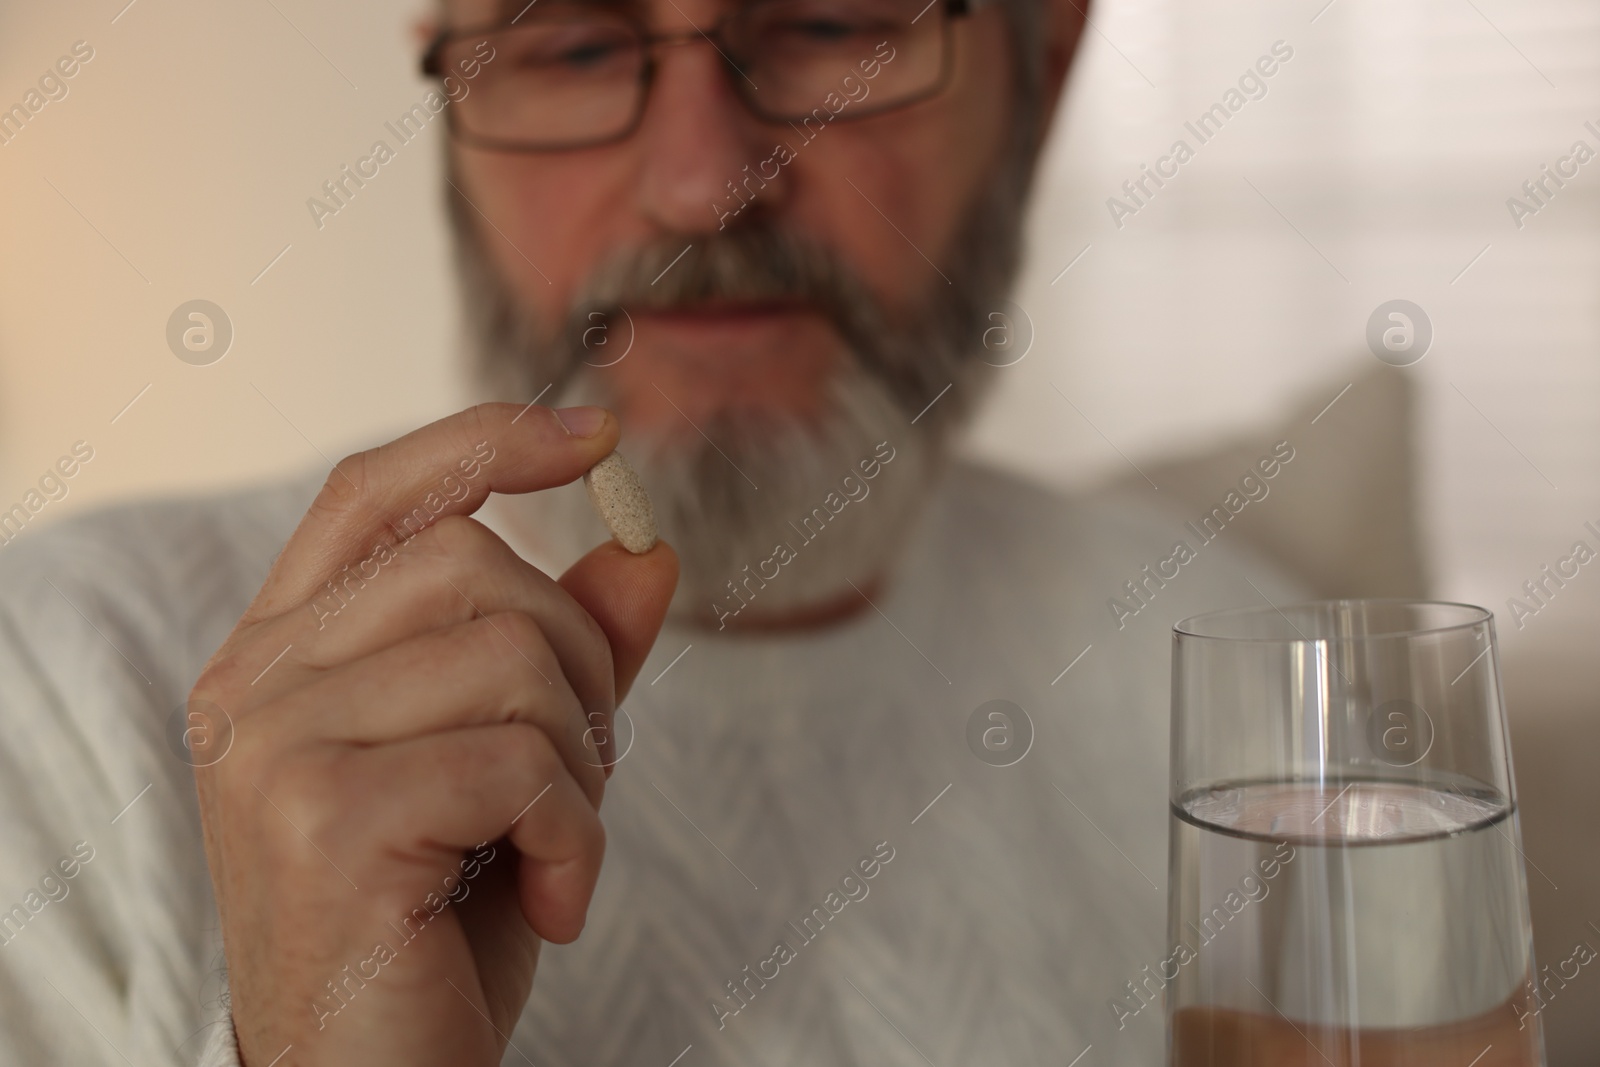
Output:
(558, 539), (679, 706)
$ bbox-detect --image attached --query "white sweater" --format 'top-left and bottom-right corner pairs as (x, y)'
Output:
(0, 460), (1297, 1066)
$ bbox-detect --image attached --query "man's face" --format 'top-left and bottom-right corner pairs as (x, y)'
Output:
(438, 0), (1052, 623)
(444, 0), (1015, 439)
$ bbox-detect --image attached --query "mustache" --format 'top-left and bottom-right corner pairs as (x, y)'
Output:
(551, 226), (898, 396)
(572, 226), (873, 319)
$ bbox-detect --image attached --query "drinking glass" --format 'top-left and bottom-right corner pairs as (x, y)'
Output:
(1166, 600), (1545, 1066)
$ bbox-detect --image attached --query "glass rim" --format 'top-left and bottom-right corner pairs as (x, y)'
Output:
(1172, 598), (1494, 643)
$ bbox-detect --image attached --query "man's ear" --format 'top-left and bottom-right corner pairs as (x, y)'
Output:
(1035, 0), (1090, 143)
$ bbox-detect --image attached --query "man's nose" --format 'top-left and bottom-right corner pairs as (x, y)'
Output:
(634, 43), (788, 234)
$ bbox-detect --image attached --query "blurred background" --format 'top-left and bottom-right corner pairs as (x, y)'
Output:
(1, 0), (1596, 1060)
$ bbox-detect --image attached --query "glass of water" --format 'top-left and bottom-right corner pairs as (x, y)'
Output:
(1166, 600), (1545, 1066)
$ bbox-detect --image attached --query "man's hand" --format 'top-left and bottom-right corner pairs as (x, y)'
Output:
(188, 404), (678, 1066)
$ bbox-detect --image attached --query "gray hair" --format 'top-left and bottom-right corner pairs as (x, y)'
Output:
(993, 0), (1049, 117)
(994, 0), (1054, 210)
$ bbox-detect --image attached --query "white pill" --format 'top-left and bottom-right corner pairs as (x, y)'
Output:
(583, 451), (658, 554)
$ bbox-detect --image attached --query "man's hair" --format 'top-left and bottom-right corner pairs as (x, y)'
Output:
(994, 0), (1049, 121)
(991, 0), (1051, 207)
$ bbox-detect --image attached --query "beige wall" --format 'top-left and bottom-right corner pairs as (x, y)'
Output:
(0, 2), (466, 517)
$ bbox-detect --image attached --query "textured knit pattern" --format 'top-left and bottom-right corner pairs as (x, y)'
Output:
(0, 461), (1301, 1066)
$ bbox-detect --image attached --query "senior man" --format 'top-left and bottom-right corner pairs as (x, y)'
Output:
(0, 1), (1300, 1065)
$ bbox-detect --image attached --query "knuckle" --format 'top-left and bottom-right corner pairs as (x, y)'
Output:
(423, 513), (494, 563)
(194, 633), (267, 700)
(190, 660), (237, 704)
(480, 611), (560, 680)
(189, 647), (269, 720)
(461, 726), (559, 812)
(463, 403), (497, 441)
(201, 691), (296, 792)
(502, 721), (558, 773)
(252, 748), (351, 846)
(305, 451), (375, 525)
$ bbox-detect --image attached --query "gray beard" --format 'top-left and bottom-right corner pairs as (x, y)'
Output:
(445, 133), (1036, 623)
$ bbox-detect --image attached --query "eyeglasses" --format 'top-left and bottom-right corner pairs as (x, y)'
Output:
(422, 0), (989, 152)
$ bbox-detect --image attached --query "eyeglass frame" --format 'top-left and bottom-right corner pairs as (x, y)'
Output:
(421, 0), (993, 153)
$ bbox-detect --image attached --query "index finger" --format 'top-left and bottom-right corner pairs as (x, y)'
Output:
(243, 403), (617, 623)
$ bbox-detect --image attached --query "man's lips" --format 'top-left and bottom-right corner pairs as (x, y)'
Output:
(637, 301), (814, 325)
(605, 300), (844, 426)
(624, 303), (833, 354)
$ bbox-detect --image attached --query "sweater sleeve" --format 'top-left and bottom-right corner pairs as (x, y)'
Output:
(195, 990), (245, 1067)
(0, 522), (245, 1066)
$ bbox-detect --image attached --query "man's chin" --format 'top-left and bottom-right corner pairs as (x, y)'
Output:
(507, 367), (942, 631)
(601, 396), (834, 451)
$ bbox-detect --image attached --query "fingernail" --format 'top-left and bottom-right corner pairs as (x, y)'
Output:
(554, 406), (608, 438)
